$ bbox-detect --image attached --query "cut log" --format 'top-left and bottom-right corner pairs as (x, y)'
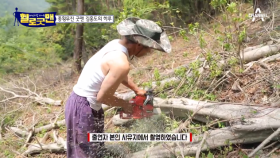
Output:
(123, 98), (280, 157)
(108, 94), (280, 157)
(244, 44), (265, 52)
(243, 44), (280, 62)
(125, 127), (280, 158)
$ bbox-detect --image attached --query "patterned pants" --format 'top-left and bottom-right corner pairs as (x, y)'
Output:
(65, 92), (106, 158)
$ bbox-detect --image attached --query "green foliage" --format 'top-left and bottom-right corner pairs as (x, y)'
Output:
(239, 151), (249, 158)
(208, 0), (248, 70)
(153, 68), (161, 81)
(168, 35), (174, 41)
(218, 121), (225, 128)
(162, 80), (177, 89)
(228, 56), (238, 66)
(189, 60), (201, 78)
(238, 27), (247, 43)
(206, 53), (223, 78)
(274, 84), (280, 89)
(111, 0), (167, 30)
(179, 29), (188, 41)
(141, 81), (152, 89)
(205, 152), (214, 158)
(174, 66), (187, 78)
(210, 0), (228, 9)
(0, 14), (62, 75)
(190, 89), (205, 100)
(199, 33), (206, 49)
(226, 2), (237, 13)
(183, 52), (188, 57)
(189, 123), (201, 135)
(188, 22), (199, 35)
(3, 114), (16, 127)
(204, 93), (217, 101)
(4, 150), (14, 158)
(168, 0), (214, 25)
(162, 58), (218, 101)
(159, 92), (167, 99)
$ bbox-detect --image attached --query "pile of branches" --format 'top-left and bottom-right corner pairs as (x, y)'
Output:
(0, 77), (66, 157)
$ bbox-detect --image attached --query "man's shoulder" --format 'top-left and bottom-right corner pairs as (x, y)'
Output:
(106, 51), (129, 64)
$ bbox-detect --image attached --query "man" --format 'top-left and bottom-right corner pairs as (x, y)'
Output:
(65, 17), (171, 158)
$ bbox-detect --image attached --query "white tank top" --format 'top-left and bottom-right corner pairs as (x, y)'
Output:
(73, 39), (129, 111)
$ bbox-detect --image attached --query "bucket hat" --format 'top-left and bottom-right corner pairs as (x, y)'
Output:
(117, 17), (172, 53)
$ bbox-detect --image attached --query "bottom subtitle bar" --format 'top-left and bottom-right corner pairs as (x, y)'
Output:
(88, 133), (192, 142)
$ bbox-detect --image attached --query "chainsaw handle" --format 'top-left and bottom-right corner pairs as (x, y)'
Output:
(120, 111), (133, 119)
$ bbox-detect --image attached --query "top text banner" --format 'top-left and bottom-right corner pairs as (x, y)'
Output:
(55, 15), (114, 23)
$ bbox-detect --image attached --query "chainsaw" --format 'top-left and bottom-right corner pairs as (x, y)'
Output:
(120, 90), (154, 119)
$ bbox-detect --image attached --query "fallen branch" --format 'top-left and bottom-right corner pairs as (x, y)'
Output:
(104, 117), (113, 130)
(40, 133), (49, 144)
(196, 132), (208, 158)
(34, 97), (62, 106)
(23, 141), (66, 156)
(266, 143), (280, 157)
(23, 129), (34, 148)
(260, 53), (280, 63)
(23, 131), (66, 156)
(248, 127), (280, 157)
(9, 127), (29, 137)
(34, 120), (65, 133)
(0, 86), (62, 106)
(9, 120), (65, 137)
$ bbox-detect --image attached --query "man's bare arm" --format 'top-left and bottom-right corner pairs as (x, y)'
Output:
(122, 76), (147, 95)
(96, 53), (133, 113)
(122, 76), (140, 92)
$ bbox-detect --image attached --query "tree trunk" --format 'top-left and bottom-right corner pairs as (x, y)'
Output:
(73, 0), (84, 74)
(253, 0), (272, 13)
(72, 0), (76, 13)
(82, 40), (88, 66)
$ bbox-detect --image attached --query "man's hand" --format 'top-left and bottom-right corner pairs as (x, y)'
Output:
(135, 89), (146, 96)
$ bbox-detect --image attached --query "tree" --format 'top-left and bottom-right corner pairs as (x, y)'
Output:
(73, 0), (84, 74)
(253, 0), (273, 13)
